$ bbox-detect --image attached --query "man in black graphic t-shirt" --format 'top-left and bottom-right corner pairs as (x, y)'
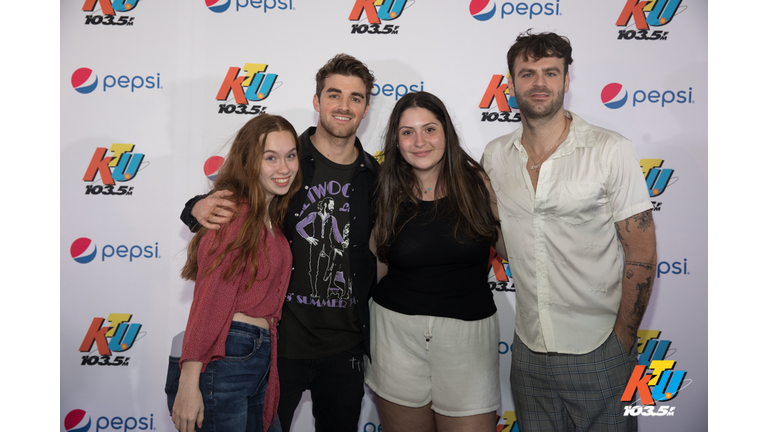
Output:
(179, 54), (378, 432)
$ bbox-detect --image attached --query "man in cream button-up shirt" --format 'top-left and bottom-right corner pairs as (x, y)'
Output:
(482, 31), (657, 432)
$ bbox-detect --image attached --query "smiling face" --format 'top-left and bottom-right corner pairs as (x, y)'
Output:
(508, 55), (569, 121)
(259, 130), (299, 204)
(313, 74), (370, 140)
(397, 107), (446, 177)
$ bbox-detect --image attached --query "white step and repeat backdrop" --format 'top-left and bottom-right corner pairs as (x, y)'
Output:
(61, 1), (707, 431)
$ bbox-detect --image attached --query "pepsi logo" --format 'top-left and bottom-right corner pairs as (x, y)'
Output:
(206, 0), (231, 13)
(204, 156), (225, 181)
(71, 238), (97, 264)
(72, 68), (98, 94)
(469, 0), (496, 21)
(601, 83), (628, 109)
(64, 409), (91, 432)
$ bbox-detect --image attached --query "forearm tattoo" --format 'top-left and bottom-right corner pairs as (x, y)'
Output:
(630, 276), (652, 321)
(626, 261), (655, 271)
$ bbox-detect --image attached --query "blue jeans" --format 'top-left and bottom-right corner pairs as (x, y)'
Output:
(165, 321), (281, 432)
(277, 343), (365, 432)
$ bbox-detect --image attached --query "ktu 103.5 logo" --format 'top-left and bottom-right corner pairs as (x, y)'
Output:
(82, 144), (147, 196)
(79, 313), (144, 367)
(216, 63), (281, 115)
(81, 0), (140, 26)
(348, 0), (411, 35)
(614, 0), (688, 41)
(620, 330), (690, 417)
(478, 73), (522, 124)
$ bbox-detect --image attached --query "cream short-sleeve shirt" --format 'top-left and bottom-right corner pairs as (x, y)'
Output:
(482, 111), (652, 354)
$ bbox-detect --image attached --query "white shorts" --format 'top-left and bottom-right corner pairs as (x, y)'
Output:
(364, 300), (501, 417)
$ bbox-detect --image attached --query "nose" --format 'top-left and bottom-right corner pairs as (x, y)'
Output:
(277, 158), (290, 173)
(413, 131), (425, 148)
(338, 97), (350, 111)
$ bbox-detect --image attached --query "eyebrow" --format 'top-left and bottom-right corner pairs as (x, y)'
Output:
(264, 148), (296, 154)
(518, 66), (562, 75)
(398, 122), (439, 130)
(326, 87), (365, 101)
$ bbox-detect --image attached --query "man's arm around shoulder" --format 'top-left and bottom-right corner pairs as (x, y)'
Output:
(180, 190), (237, 232)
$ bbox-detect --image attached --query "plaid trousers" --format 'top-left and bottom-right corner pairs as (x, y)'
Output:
(510, 331), (638, 432)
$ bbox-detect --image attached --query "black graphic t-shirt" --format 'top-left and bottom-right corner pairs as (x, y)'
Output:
(278, 145), (363, 358)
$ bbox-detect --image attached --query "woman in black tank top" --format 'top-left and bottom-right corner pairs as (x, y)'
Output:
(368, 92), (506, 432)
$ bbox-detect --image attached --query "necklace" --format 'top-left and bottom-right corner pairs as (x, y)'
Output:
(524, 118), (570, 170)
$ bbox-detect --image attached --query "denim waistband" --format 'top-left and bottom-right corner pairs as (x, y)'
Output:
(229, 320), (271, 342)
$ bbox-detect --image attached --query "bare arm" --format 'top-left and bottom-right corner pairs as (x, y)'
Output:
(369, 230), (388, 283)
(191, 190), (238, 230)
(613, 209), (657, 353)
(171, 360), (204, 432)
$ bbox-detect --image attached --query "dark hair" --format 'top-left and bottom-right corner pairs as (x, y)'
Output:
(507, 29), (573, 83)
(181, 114), (302, 288)
(373, 91), (499, 263)
(315, 54), (376, 106)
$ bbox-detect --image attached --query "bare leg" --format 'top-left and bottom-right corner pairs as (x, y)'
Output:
(434, 411), (497, 432)
(375, 395), (437, 432)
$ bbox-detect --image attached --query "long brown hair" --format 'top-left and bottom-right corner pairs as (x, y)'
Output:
(181, 114), (302, 288)
(373, 91), (499, 263)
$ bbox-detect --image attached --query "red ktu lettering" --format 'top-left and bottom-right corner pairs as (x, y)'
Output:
(82, 0), (116, 15)
(78, 318), (112, 356)
(480, 75), (510, 111)
(83, 148), (114, 185)
(216, 67), (247, 105)
(616, 0), (649, 30)
(349, 0), (380, 24)
(621, 364), (655, 405)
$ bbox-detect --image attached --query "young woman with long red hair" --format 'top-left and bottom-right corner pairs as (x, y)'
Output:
(167, 114), (301, 432)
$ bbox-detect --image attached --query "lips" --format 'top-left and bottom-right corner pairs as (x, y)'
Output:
(527, 87), (552, 100)
(332, 113), (352, 121)
(412, 150), (432, 157)
(272, 177), (291, 186)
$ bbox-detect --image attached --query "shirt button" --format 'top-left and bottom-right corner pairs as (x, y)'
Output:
(294, 213), (299, 217)
(304, 185), (309, 190)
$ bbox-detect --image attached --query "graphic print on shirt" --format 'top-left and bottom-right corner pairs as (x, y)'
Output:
(295, 184), (353, 303)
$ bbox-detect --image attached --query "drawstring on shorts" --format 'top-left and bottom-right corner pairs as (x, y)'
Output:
(424, 316), (435, 351)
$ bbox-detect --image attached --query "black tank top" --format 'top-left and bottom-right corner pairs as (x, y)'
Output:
(373, 198), (496, 321)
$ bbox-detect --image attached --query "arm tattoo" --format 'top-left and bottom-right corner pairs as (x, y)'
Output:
(626, 261), (655, 271)
(621, 209), (653, 233)
(630, 276), (652, 320)
(615, 226), (627, 248)
(630, 209), (653, 232)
